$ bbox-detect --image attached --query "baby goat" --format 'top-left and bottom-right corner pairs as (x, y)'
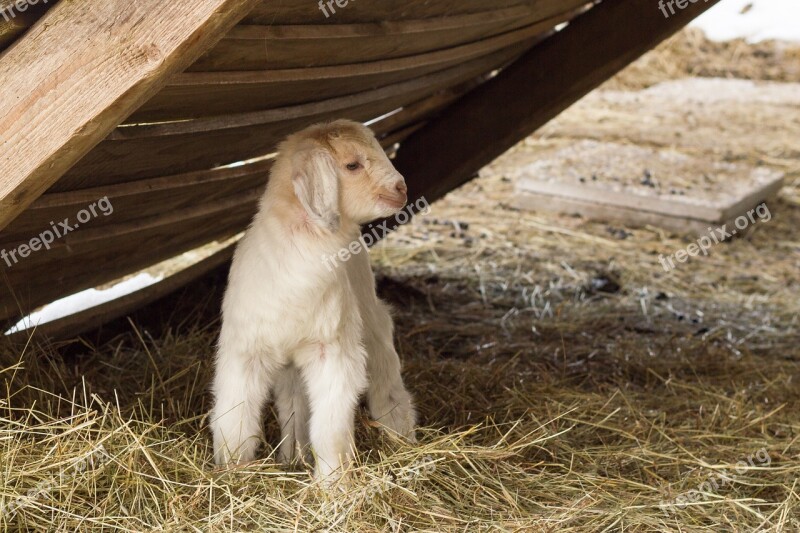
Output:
(210, 120), (417, 480)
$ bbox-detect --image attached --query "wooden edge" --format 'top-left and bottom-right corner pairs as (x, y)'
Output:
(513, 184), (783, 236)
(7, 242), (236, 342)
(29, 159), (274, 209)
(64, 188), (262, 245)
(0, 0), (262, 232)
(166, 12), (572, 87)
(110, 41), (536, 140)
(226, 5), (534, 39)
(518, 170), (786, 223)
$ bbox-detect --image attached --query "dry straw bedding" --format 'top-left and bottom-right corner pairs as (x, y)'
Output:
(1, 30), (799, 531)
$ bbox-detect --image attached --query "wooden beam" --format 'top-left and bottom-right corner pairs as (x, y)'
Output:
(391, 0), (723, 205)
(0, 0), (261, 231)
(8, 243), (236, 342)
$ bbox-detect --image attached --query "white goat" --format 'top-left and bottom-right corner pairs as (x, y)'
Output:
(210, 120), (417, 480)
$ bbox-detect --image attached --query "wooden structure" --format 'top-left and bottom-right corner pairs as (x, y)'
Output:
(0, 0), (720, 336)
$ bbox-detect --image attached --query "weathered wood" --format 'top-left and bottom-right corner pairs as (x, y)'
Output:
(243, 0), (537, 25)
(56, 44), (531, 191)
(392, 0), (723, 205)
(190, 4), (579, 71)
(8, 243), (236, 341)
(1, 162), (272, 242)
(1, 81), (479, 248)
(0, 209), (251, 323)
(0, 101), (452, 322)
(129, 19), (562, 122)
(0, 0), (261, 232)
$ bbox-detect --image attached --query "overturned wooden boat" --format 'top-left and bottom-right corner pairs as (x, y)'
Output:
(0, 0), (720, 337)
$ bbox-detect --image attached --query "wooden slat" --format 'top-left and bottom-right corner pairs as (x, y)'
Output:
(8, 243), (236, 341)
(243, 0), (538, 25)
(2, 78), (478, 248)
(190, 4), (558, 71)
(1, 209), (251, 323)
(392, 0), (723, 207)
(2, 161), (272, 242)
(55, 43), (532, 191)
(129, 17), (567, 122)
(0, 89), (464, 322)
(0, 0), (262, 232)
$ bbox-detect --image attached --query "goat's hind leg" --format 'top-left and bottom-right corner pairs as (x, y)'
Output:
(365, 301), (417, 441)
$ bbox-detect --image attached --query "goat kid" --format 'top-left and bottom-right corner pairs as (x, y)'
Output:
(210, 120), (417, 481)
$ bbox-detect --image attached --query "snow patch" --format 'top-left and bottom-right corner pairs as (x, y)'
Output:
(691, 0), (800, 43)
(5, 273), (163, 335)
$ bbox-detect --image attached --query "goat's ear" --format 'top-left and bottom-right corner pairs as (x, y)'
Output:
(291, 146), (340, 232)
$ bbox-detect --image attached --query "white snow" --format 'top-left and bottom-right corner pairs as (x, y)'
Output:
(5, 273), (162, 335)
(690, 0), (800, 43)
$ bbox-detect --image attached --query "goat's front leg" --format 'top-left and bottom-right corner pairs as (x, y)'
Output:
(299, 341), (367, 481)
(210, 345), (273, 465)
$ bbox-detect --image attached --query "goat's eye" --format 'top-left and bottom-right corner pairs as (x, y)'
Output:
(346, 162), (362, 171)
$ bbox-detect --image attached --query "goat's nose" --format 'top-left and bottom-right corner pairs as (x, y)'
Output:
(395, 181), (408, 195)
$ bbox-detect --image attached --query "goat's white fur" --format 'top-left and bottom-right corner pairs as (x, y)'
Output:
(210, 120), (416, 480)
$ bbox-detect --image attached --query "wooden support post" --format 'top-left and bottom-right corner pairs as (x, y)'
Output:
(391, 0), (722, 204)
(0, 0), (261, 231)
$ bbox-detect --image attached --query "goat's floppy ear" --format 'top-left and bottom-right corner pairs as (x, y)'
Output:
(291, 146), (340, 232)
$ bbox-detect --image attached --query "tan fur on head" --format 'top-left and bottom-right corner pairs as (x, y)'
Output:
(268, 120), (408, 235)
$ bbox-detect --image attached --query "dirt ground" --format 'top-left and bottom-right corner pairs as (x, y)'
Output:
(1, 29), (799, 531)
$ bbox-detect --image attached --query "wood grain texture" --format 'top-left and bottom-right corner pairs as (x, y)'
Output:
(243, 0), (536, 24)
(189, 4), (581, 71)
(7, 243), (236, 341)
(0, 96), (458, 322)
(56, 43), (531, 191)
(129, 18), (563, 122)
(0, 0), (262, 232)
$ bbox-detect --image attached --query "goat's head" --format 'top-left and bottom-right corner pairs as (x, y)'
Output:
(282, 120), (407, 232)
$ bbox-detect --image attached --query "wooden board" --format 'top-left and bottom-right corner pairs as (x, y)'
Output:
(7, 244), (236, 341)
(189, 4), (572, 71)
(128, 18), (563, 122)
(513, 188), (783, 235)
(0, 0), (262, 232)
(243, 0), (542, 25)
(55, 44), (532, 191)
(0, 207), (252, 323)
(513, 140), (786, 228)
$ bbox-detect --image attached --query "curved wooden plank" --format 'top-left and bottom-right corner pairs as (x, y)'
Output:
(0, 85), (471, 323)
(243, 0), (545, 24)
(130, 18), (565, 122)
(7, 243), (236, 341)
(190, 5), (549, 71)
(0, 0), (262, 232)
(0, 211), (250, 323)
(0, 164), (267, 245)
(56, 43), (531, 191)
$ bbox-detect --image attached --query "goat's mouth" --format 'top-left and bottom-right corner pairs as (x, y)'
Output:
(378, 194), (407, 209)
